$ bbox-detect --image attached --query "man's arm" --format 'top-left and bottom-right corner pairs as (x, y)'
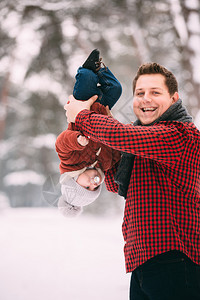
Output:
(65, 95), (187, 166)
(75, 109), (188, 167)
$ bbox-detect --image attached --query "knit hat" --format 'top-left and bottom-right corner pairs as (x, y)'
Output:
(58, 167), (104, 217)
(61, 177), (102, 207)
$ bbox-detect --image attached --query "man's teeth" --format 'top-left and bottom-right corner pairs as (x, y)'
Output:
(142, 108), (156, 112)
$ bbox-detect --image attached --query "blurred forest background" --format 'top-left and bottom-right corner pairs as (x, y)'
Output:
(0, 0), (200, 211)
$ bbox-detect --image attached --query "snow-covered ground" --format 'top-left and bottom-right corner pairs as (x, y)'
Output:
(0, 208), (130, 300)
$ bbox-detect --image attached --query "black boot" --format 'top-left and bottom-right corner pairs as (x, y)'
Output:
(82, 49), (100, 73)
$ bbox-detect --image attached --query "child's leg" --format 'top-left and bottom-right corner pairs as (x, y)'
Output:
(96, 68), (122, 109)
(73, 67), (102, 101)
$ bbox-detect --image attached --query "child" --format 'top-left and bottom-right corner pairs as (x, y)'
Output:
(56, 49), (122, 217)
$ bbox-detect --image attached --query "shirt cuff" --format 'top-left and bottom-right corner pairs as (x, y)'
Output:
(75, 109), (91, 131)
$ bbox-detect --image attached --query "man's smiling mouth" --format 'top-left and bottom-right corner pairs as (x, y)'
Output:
(141, 107), (157, 112)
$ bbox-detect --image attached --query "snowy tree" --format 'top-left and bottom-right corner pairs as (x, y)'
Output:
(0, 0), (199, 208)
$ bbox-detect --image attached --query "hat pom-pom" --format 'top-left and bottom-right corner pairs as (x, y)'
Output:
(58, 195), (83, 217)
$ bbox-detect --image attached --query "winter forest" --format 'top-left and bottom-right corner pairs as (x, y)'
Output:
(0, 1), (200, 300)
(0, 0), (200, 210)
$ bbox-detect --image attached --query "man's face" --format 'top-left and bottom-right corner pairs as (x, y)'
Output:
(133, 74), (179, 125)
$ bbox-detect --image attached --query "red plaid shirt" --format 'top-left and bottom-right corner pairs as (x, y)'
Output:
(75, 110), (200, 273)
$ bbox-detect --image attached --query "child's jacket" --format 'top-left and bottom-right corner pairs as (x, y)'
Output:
(55, 102), (121, 174)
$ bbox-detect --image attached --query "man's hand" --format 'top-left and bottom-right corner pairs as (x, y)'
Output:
(65, 94), (98, 123)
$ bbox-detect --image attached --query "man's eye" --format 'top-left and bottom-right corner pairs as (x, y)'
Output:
(136, 92), (144, 96)
(86, 187), (89, 190)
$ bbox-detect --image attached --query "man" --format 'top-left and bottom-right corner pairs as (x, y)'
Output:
(65, 63), (200, 299)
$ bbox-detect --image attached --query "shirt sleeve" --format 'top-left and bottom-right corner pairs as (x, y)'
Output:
(75, 109), (188, 167)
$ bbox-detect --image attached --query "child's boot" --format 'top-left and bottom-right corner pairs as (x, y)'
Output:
(82, 49), (100, 72)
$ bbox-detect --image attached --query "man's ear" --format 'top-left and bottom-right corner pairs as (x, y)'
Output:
(172, 92), (179, 103)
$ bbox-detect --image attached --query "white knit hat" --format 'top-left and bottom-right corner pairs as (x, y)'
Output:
(61, 177), (102, 206)
(58, 167), (104, 217)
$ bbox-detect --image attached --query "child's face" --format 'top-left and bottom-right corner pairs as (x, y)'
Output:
(76, 169), (102, 191)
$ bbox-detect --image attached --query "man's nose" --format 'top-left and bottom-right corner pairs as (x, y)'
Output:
(143, 93), (152, 102)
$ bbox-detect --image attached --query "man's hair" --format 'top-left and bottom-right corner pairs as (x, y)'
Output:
(133, 62), (178, 96)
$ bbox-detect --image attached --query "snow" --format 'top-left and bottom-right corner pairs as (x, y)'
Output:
(62, 19), (79, 37)
(1, 11), (21, 38)
(0, 208), (130, 300)
(194, 110), (200, 130)
(169, 0), (188, 45)
(187, 12), (200, 34)
(185, 0), (199, 10)
(31, 133), (57, 149)
(24, 72), (64, 95)
(0, 192), (10, 209)
(3, 170), (45, 186)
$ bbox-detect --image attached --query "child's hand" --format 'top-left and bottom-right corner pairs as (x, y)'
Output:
(77, 135), (89, 146)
